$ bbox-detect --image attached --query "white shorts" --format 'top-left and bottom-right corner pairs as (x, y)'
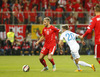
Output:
(71, 52), (80, 60)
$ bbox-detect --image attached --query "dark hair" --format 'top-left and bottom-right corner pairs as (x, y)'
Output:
(10, 29), (13, 32)
(62, 25), (69, 30)
(94, 4), (100, 12)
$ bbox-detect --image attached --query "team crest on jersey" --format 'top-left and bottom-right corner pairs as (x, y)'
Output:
(44, 29), (46, 31)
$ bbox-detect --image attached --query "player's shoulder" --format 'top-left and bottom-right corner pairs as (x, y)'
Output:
(92, 15), (100, 21)
(50, 25), (58, 29)
(42, 27), (46, 32)
(50, 25), (54, 28)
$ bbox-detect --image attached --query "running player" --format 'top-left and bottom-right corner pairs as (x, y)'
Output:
(80, 4), (100, 64)
(35, 17), (59, 72)
(59, 25), (96, 72)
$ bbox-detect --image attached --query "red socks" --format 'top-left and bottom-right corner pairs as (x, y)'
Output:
(98, 61), (100, 64)
(49, 58), (55, 65)
(40, 59), (47, 67)
(40, 58), (55, 67)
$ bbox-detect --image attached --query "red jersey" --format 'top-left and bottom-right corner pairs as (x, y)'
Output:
(42, 25), (59, 48)
(17, 12), (24, 22)
(12, 42), (21, 49)
(55, 8), (63, 17)
(83, 15), (100, 45)
(24, 10), (30, 19)
(45, 9), (53, 17)
(42, 0), (48, 8)
(66, 16), (76, 24)
(2, 8), (10, 19)
(2, 3), (10, 8)
(66, 3), (72, 12)
(49, 0), (56, 6)
(12, 3), (21, 10)
(77, 7), (84, 18)
(29, 9), (37, 22)
(86, 2), (93, 11)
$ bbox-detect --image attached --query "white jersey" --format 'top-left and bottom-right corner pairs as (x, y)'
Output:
(60, 30), (80, 53)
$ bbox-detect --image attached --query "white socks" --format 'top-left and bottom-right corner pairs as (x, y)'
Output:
(78, 61), (92, 67)
(73, 61), (80, 70)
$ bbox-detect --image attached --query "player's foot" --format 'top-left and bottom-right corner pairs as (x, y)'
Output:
(41, 66), (48, 72)
(91, 64), (96, 71)
(53, 65), (56, 71)
(75, 69), (83, 72)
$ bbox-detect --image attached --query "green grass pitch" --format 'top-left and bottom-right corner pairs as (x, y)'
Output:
(0, 55), (100, 77)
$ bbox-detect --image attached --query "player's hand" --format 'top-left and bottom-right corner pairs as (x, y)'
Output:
(81, 40), (85, 45)
(35, 41), (39, 46)
(80, 35), (83, 40)
(60, 49), (63, 55)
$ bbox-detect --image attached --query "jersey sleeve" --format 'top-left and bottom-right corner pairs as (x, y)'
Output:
(51, 26), (60, 32)
(42, 29), (45, 36)
(83, 18), (96, 37)
(60, 34), (64, 40)
(73, 33), (79, 37)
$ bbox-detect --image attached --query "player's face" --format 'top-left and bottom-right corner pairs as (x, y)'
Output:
(43, 20), (49, 27)
(62, 28), (64, 32)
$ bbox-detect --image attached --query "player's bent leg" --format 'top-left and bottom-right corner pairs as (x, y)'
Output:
(71, 53), (82, 72)
(39, 53), (48, 72)
(74, 58), (82, 72)
(75, 58), (79, 64)
(78, 60), (96, 71)
(48, 54), (56, 71)
(39, 53), (45, 60)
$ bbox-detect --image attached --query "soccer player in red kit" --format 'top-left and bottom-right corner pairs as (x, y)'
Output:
(80, 4), (100, 64)
(35, 17), (59, 71)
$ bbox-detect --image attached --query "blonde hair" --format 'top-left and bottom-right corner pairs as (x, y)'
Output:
(44, 17), (51, 22)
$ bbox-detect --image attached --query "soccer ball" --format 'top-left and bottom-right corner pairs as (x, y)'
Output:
(22, 65), (30, 72)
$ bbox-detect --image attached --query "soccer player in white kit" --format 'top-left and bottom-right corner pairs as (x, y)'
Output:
(59, 25), (96, 72)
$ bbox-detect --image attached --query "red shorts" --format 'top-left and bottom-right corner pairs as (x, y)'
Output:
(41, 45), (56, 55)
(95, 44), (100, 58)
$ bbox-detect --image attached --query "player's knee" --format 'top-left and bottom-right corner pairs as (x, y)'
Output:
(39, 56), (43, 61)
(48, 56), (52, 60)
(71, 56), (73, 60)
(75, 59), (79, 64)
(75, 61), (78, 64)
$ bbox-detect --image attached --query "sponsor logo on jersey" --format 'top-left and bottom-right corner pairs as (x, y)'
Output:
(97, 18), (100, 21)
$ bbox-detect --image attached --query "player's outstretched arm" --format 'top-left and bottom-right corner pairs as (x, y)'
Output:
(78, 35), (83, 40)
(58, 40), (64, 54)
(35, 36), (45, 46)
(78, 35), (85, 45)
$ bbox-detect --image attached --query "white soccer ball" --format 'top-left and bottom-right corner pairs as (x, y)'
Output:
(22, 65), (30, 72)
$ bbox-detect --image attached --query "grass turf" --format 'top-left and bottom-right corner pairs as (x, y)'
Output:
(0, 55), (100, 77)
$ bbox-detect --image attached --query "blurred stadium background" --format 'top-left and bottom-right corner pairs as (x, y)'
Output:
(0, 0), (97, 56)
